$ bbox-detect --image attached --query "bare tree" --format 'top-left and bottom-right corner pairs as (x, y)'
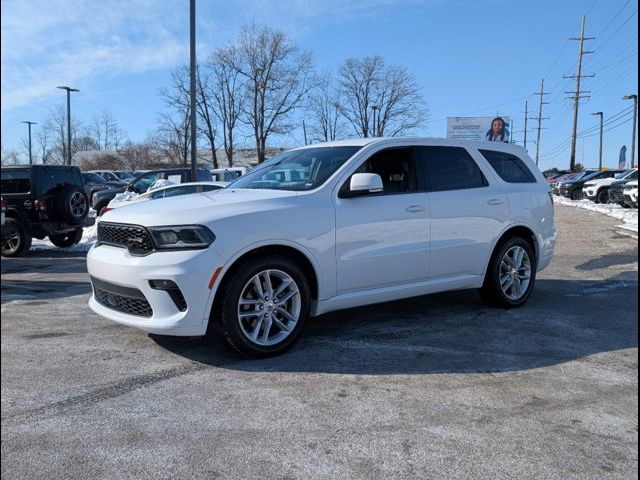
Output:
(42, 105), (82, 164)
(158, 66), (193, 166)
(1, 149), (23, 166)
(338, 55), (428, 138)
(306, 71), (346, 142)
(209, 45), (246, 166)
(196, 67), (219, 169)
(35, 127), (52, 164)
(120, 138), (164, 170)
(232, 23), (313, 163)
(88, 110), (127, 151)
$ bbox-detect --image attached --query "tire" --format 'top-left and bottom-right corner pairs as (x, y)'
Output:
(479, 236), (537, 308)
(571, 189), (583, 201)
(1, 219), (32, 257)
(212, 256), (311, 358)
(48, 228), (83, 248)
(54, 185), (89, 223)
(596, 189), (609, 204)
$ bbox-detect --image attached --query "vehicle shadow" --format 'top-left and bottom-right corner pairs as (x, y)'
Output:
(1, 250), (88, 275)
(152, 274), (638, 375)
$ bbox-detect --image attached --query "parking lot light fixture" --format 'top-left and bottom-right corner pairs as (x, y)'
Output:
(21, 121), (37, 165)
(57, 86), (80, 166)
(622, 94), (637, 168)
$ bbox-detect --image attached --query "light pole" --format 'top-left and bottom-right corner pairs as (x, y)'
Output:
(21, 121), (37, 165)
(591, 112), (603, 170)
(56, 86), (80, 165)
(189, 0), (197, 180)
(371, 105), (380, 137)
(622, 94), (637, 168)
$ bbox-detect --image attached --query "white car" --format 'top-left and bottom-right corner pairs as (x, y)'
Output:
(584, 169), (638, 203)
(87, 138), (556, 357)
(101, 181), (228, 214)
(623, 180), (638, 208)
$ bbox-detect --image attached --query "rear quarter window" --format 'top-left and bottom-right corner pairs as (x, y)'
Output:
(479, 150), (537, 183)
(1, 170), (31, 194)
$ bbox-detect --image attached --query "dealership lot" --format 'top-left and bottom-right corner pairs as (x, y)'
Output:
(1, 205), (638, 480)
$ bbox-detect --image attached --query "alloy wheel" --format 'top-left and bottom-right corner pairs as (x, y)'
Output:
(500, 246), (532, 301)
(237, 269), (301, 346)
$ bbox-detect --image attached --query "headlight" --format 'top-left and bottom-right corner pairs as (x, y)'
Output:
(148, 225), (215, 250)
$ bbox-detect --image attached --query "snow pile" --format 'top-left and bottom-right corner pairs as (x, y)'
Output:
(111, 191), (139, 203)
(553, 195), (638, 233)
(149, 179), (175, 191)
(31, 209), (99, 252)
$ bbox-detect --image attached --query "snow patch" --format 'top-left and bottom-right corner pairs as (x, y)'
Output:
(31, 210), (98, 252)
(553, 195), (638, 233)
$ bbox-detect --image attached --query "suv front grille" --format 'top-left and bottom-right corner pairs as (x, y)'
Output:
(97, 222), (154, 254)
(91, 277), (153, 317)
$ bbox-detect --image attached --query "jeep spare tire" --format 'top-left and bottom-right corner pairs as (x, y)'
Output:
(55, 185), (89, 223)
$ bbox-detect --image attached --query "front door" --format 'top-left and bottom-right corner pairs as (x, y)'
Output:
(334, 147), (430, 294)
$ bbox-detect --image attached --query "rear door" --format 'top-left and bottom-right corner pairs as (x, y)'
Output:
(415, 145), (509, 278)
(334, 147), (430, 293)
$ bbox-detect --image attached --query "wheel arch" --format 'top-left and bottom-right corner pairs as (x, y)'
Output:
(210, 242), (321, 319)
(484, 224), (539, 275)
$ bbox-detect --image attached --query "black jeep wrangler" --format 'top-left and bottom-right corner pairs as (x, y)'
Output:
(1, 165), (95, 257)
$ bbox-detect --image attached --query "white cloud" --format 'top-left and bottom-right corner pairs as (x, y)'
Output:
(1, 0), (188, 111)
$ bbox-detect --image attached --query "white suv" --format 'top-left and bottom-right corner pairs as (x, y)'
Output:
(584, 169), (638, 203)
(87, 138), (556, 357)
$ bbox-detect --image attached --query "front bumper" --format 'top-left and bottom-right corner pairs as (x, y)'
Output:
(87, 244), (221, 336)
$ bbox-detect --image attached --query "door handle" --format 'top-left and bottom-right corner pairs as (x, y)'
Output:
(405, 205), (425, 213)
(487, 199), (504, 206)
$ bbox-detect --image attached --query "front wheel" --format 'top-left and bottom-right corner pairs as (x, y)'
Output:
(571, 189), (583, 200)
(596, 189), (609, 204)
(212, 256), (311, 358)
(479, 236), (537, 308)
(49, 228), (83, 248)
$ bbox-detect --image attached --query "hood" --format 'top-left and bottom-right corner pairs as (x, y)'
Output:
(101, 188), (297, 226)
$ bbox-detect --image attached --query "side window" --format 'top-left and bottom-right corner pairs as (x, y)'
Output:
(162, 185), (198, 198)
(479, 149), (536, 183)
(150, 190), (165, 199)
(628, 171), (638, 180)
(201, 184), (223, 192)
(1, 170), (31, 194)
(348, 147), (417, 195)
(415, 146), (487, 192)
(130, 173), (158, 194)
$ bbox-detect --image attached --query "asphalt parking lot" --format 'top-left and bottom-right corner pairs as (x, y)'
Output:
(1, 205), (638, 480)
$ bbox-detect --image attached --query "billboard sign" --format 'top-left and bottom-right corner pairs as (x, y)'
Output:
(447, 116), (511, 143)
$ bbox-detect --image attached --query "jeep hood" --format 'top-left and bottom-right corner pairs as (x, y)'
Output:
(101, 188), (296, 226)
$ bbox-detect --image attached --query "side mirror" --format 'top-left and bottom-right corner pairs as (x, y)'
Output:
(341, 173), (383, 198)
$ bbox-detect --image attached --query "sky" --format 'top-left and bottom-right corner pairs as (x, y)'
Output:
(1, 0), (638, 171)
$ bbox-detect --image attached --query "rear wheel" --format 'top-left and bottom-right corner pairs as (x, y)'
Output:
(479, 236), (537, 308)
(212, 256), (311, 358)
(1, 219), (32, 257)
(48, 228), (83, 248)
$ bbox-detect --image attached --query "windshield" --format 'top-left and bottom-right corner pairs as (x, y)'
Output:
(82, 172), (106, 183)
(115, 171), (134, 179)
(616, 170), (633, 179)
(229, 146), (363, 191)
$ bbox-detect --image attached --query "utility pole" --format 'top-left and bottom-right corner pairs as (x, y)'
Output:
(531, 79), (549, 166)
(622, 94), (637, 168)
(565, 15), (595, 171)
(371, 105), (380, 137)
(524, 101), (529, 149)
(591, 112), (603, 170)
(189, 0), (197, 181)
(21, 121), (37, 165)
(303, 120), (308, 145)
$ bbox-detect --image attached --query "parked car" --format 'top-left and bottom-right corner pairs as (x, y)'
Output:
(88, 138), (556, 358)
(210, 167), (247, 182)
(608, 176), (637, 207)
(91, 168), (213, 215)
(1, 165), (95, 257)
(544, 170), (572, 182)
(81, 172), (127, 198)
(114, 170), (136, 182)
(623, 180), (638, 208)
(89, 170), (134, 184)
(551, 171), (591, 195)
(101, 181), (228, 214)
(559, 170), (622, 200)
(583, 169), (638, 204)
